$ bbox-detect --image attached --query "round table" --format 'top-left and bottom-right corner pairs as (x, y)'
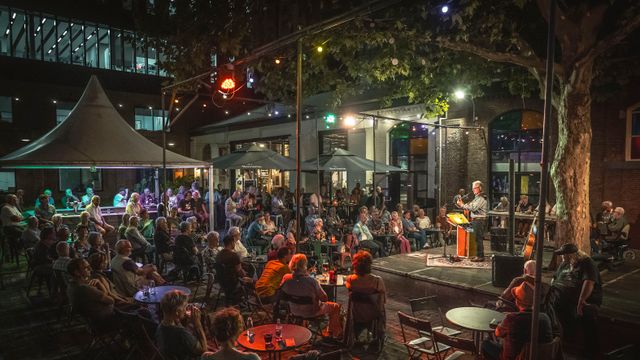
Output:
(237, 324), (312, 360)
(445, 307), (506, 351)
(134, 285), (192, 304)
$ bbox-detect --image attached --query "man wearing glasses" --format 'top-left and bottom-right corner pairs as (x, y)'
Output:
(456, 180), (488, 262)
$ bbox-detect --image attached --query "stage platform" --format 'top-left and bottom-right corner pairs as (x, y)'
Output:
(371, 243), (640, 354)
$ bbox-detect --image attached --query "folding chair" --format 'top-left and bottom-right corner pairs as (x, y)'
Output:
(242, 281), (273, 323)
(432, 330), (477, 360)
(410, 296), (462, 337)
(398, 311), (451, 359)
(279, 290), (326, 343)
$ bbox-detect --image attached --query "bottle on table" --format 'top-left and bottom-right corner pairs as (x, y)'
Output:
(275, 318), (283, 339)
(246, 316), (254, 337)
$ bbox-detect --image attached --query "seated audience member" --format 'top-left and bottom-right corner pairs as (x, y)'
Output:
(118, 213), (131, 240)
(412, 204), (421, 220)
(228, 226), (249, 259)
(15, 189), (25, 212)
(595, 201), (614, 224)
(225, 191), (246, 227)
(52, 214), (64, 234)
(201, 307), (260, 360)
(125, 192), (142, 217)
(482, 281), (553, 360)
(52, 242), (73, 283)
(402, 210), (427, 249)
(35, 194), (56, 227)
(125, 216), (154, 260)
(113, 187), (129, 207)
(164, 188), (178, 210)
(2, 194), (25, 246)
(267, 234), (287, 261)
(545, 243), (602, 355)
(286, 219), (298, 245)
(604, 207), (628, 241)
(174, 221), (199, 278)
(415, 209), (432, 230)
(33, 226), (57, 270)
(154, 217), (173, 262)
(280, 254), (343, 339)
(21, 216), (40, 248)
(493, 260), (536, 311)
(435, 206), (452, 244)
(81, 187), (95, 207)
(156, 290), (207, 360)
(353, 213), (383, 257)
(66, 258), (119, 329)
(141, 187), (155, 207)
(255, 247), (292, 303)
(389, 211), (411, 254)
(326, 207), (344, 236)
(78, 211), (97, 233)
(345, 251), (386, 349)
(263, 211), (277, 234)
(110, 240), (165, 297)
(192, 190), (208, 225)
(85, 195), (115, 235)
(493, 197), (510, 228)
(88, 252), (131, 305)
(201, 231), (221, 274)
(215, 234), (250, 305)
(138, 208), (155, 239)
(62, 188), (81, 209)
(87, 230), (109, 257)
(311, 218), (327, 242)
(178, 191), (195, 219)
(167, 206), (181, 232)
(74, 227), (91, 258)
(35, 189), (56, 208)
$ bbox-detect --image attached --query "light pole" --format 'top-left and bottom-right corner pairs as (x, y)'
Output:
(454, 89), (476, 124)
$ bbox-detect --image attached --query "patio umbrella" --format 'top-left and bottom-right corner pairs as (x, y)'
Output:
(304, 148), (404, 172)
(212, 144), (309, 170)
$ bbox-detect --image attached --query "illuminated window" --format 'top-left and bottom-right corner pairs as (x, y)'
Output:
(0, 96), (12, 123)
(627, 106), (640, 161)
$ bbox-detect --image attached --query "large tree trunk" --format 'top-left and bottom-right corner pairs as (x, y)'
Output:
(550, 63), (594, 255)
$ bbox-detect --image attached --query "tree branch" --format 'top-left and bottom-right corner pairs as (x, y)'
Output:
(436, 37), (562, 76)
(578, 8), (640, 66)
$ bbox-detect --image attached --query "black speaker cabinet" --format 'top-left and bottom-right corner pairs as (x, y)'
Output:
(492, 254), (525, 287)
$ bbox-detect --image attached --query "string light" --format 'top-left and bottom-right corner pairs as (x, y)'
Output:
(316, 46), (323, 53)
(441, 5), (449, 14)
(274, 58), (281, 65)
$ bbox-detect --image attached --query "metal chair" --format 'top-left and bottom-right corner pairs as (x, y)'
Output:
(409, 296), (462, 337)
(344, 290), (386, 352)
(278, 290), (326, 343)
(398, 311), (451, 360)
(432, 330), (477, 360)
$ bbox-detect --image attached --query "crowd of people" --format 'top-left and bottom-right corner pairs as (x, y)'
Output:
(0, 181), (623, 359)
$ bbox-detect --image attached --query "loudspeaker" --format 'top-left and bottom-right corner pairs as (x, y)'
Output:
(492, 254), (525, 287)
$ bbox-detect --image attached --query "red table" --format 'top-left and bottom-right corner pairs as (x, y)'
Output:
(237, 324), (312, 360)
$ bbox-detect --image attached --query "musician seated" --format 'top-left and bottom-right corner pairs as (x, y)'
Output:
(515, 195), (533, 237)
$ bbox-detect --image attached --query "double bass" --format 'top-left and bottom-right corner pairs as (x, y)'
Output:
(522, 210), (538, 260)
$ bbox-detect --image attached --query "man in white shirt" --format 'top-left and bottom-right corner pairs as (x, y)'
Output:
(85, 195), (115, 235)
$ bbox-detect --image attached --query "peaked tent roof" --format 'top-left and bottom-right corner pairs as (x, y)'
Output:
(0, 76), (208, 169)
(212, 144), (313, 171)
(304, 148), (404, 172)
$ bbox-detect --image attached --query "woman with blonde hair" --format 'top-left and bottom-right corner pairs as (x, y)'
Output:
(390, 211), (411, 253)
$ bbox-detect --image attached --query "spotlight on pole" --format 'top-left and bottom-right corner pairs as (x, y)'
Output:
(441, 5), (449, 14)
(344, 115), (357, 127)
(316, 46), (323, 53)
(454, 90), (465, 99)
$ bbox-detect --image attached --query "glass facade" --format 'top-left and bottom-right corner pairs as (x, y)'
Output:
(135, 107), (166, 131)
(0, 170), (16, 191)
(56, 102), (75, 124)
(489, 110), (543, 207)
(0, 96), (12, 122)
(388, 123), (430, 207)
(0, 6), (166, 76)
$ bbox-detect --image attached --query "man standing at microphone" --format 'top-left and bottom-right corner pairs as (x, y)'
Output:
(457, 180), (488, 262)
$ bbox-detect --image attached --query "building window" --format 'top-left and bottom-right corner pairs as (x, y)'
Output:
(627, 106), (640, 161)
(388, 123), (430, 207)
(135, 107), (166, 131)
(0, 96), (12, 122)
(0, 5), (167, 76)
(59, 169), (102, 192)
(56, 102), (75, 124)
(489, 110), (543, 207)
(0, 171), (16, 191)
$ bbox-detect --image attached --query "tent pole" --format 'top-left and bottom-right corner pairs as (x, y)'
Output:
(162, 91), (167, 206)
(373, 116), (377, 208)
(154, 168), (160, 211)
(209, 164), (215, 231)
